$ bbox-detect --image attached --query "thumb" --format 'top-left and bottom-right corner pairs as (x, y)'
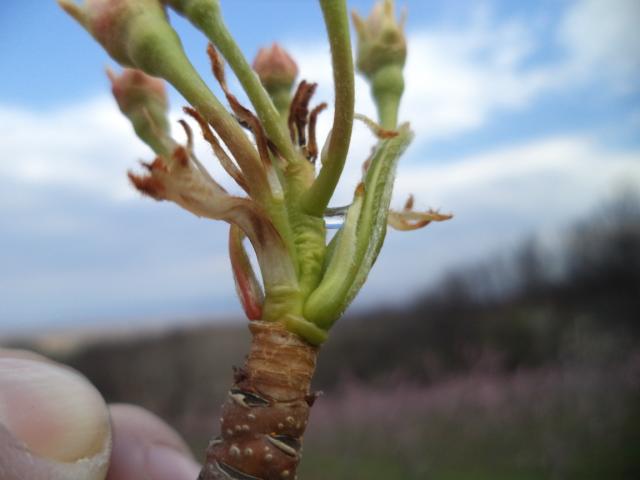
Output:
(0, 349), (112, 480)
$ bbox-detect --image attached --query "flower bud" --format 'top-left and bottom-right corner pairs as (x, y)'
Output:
(58, 0), (186, 79)
(109, 68), (167, 116)
(252, 43), (299, 91)
(352, 0), (407, 78)
(58, 0), (161, 66)
(107, 68), (173, 156)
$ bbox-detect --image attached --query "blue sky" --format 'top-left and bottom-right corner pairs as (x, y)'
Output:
(1, 0), (639, 336)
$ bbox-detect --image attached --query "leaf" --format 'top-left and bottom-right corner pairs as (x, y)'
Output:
(304, 124), (413, 327)
(388, 206), (452, 231)
(229, 224), (264, 320)
(346, 123), (413, 305)
(304, 184), (364, 328)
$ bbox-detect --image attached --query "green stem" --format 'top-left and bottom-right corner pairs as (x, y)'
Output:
(375, 92), (400, 130)
(371, 64), (404, 129)
(130, 34), (271, 202)
(173, 0), (297, 164)
(133, 38), (301, 268)
(302, 0), (355, 217)
(164, 2), (304, 272)
(268, 85), (294, 122)
(173, 70), (272, 199)
(128, 112), (175, 159)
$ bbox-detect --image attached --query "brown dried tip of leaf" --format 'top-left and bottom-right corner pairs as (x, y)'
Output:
(305, 102), (327, 163)
(266, 139), (286, 167)
(128, 166), (166, 200)
(388, 200), (453, 231)
(354, 113), (398, 139)
(207, 44), (273, 168)
(139, 157), (168, 174)
(173, 145), (190, 168)
(207, 43), (229, 91)
(183, 106), (249, 193)
(178, 119), (194, 151)
(288, 80), (318, 147)
(236, 108), (273, 168)
(404, 194), (415, 211)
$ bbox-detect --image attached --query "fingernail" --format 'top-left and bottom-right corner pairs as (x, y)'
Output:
(0, 357), (111, 463)
(147, 445), (202, 480)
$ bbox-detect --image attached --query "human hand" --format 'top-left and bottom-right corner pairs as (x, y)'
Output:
(0, 349), (201, 480)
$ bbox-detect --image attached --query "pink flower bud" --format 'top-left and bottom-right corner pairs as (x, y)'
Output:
(58, 0), (170, 68)
(107, 68), (172, 156)
(108, 68), (167, 116)
(252, 43), (299, 91)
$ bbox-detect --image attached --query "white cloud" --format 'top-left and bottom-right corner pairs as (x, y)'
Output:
(290, 0), (640, 152)
(560, 0), (640, 93)
(2, 0), (636, 207)
(289, 5), (556, 149)
(0, 97), (248, 205)
(0, 97), (143, 202)
(2, 90), (637, 326)
(1, 0), (640, 331)
(395, 136), (640, 216)
(358, 136), (640, 305)
(401, 20), (553, 142)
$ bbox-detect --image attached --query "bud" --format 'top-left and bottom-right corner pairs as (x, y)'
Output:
(59, 0), (162, 66)
(352, 0), (407, 128)
(352, 0), (407, 78)
(253, 43), (299, 91)
(108, 68), (167, 116)
(107, 68), (173, 156)
(58, 0), (187, 79)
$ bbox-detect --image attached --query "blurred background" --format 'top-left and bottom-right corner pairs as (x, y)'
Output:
(1, 0), (639, 478)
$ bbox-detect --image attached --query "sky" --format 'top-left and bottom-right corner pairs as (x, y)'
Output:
(0, 0), (639, 336)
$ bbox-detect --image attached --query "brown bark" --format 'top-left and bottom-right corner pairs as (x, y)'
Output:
(198, 320), (319, 480)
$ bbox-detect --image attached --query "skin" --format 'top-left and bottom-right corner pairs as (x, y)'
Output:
(0, 349), (200, 480)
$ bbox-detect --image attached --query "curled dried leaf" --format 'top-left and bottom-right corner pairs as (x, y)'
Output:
(305, 102), (328, 163)
(208, 44), (283, 199)
(177, 119), (194, 151)
(208, 44), (271, 164)
(130, 145), (296, 292)
(403, 194), (414, 211)
(129, 146), (230, 219)
(288, 80), (318, 147)
(355, 113), (398, 139)
(388, 208), (453, 231)
(183, 106), (249, 193)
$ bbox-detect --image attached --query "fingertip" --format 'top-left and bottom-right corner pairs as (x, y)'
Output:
(0, 354), (112, 480)
(0, 356), (111, 462)
(107, 404), (200, 480)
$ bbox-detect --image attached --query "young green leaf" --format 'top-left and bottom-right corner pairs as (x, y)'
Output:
(346, 123), (413, 305)
(304, 124), (413, 328)
(304, 184), (365, 329)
